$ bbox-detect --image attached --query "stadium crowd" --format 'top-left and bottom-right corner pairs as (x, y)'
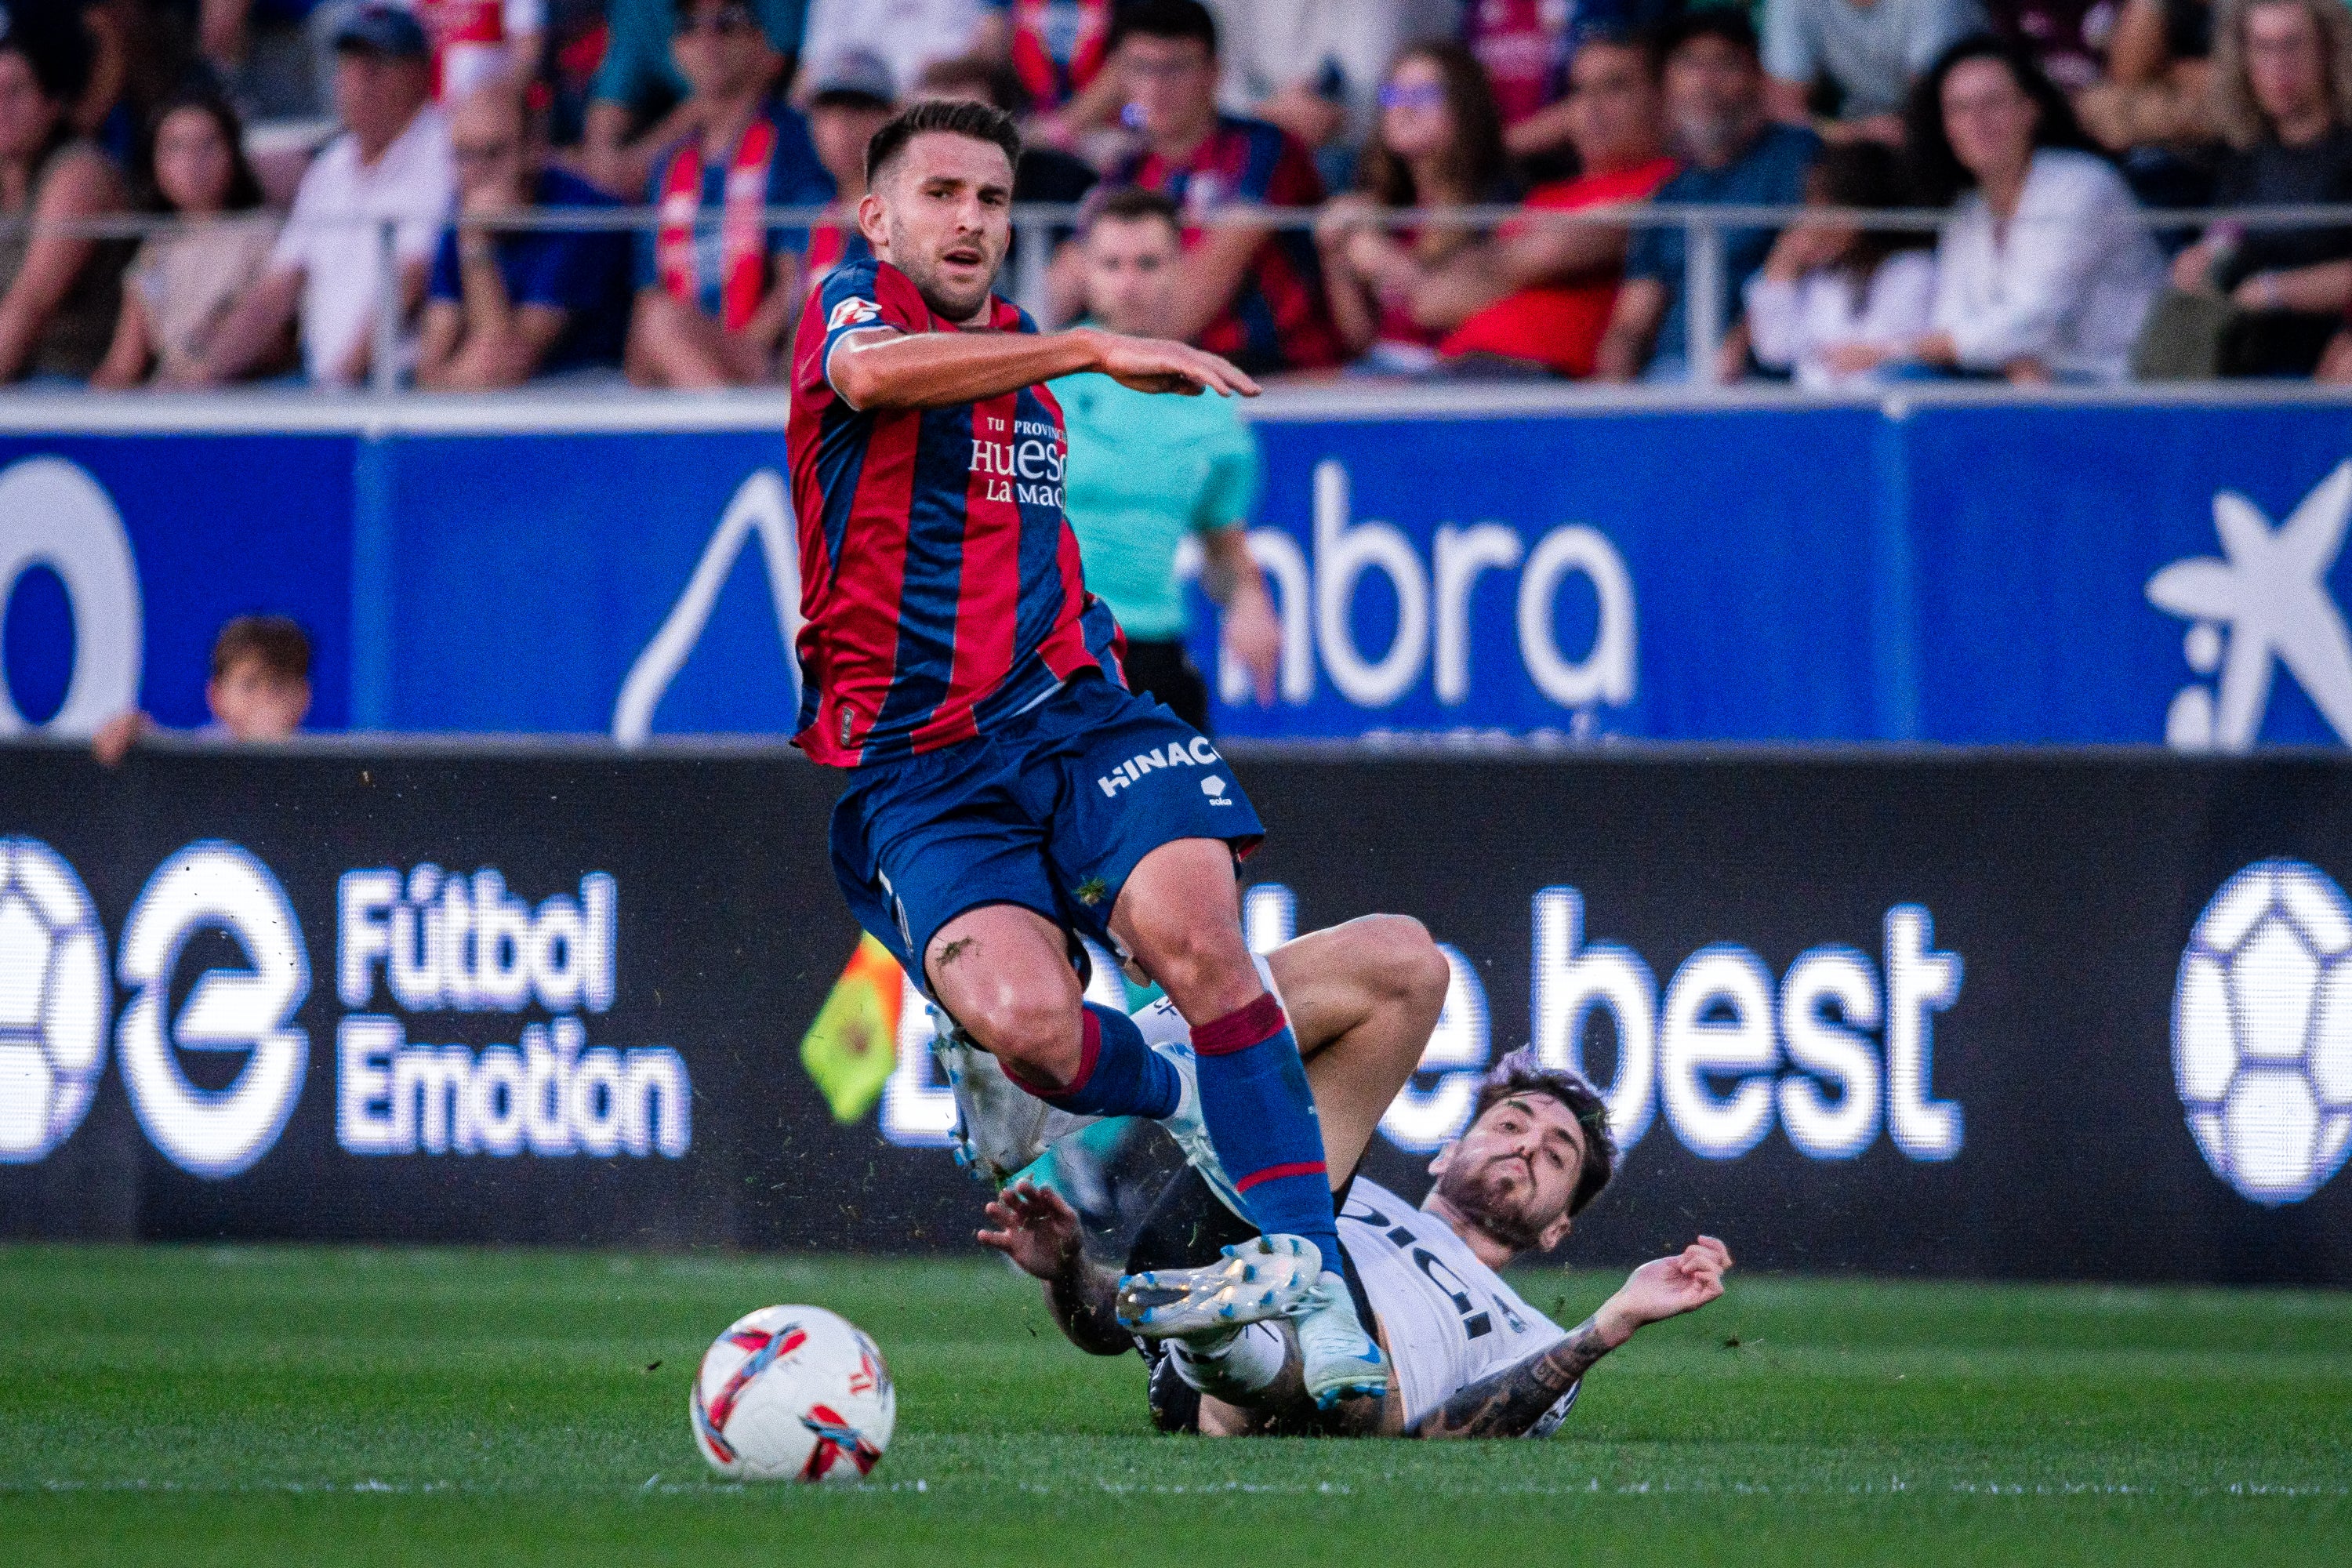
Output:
(3, 0), (2352, 387)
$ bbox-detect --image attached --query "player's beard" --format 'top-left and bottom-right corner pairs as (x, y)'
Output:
(891, 220), (1006, 325)
(1432, 1152), (1554, 1254)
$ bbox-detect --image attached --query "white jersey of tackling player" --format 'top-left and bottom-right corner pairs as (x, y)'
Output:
(1131, 989), (1579, 1432)
(1337, 1179), (1577, 1431)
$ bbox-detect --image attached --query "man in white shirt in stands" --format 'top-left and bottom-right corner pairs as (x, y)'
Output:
(196, 4), (456, 387)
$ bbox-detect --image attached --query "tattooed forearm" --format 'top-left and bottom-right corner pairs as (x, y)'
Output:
(1046, 1257), (1131, 1356)
(1410, 1315), (1616, 1439)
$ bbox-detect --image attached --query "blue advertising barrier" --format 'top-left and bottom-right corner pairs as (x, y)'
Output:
(0, 390), (2347, 747)
(0, 431), (353, 734)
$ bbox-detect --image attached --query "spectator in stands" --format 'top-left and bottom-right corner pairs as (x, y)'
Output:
(797, 0), (992, 110)
(416, 0), (546, 102)
(1985, 0), (2114, 93)
(1100, 0), (1340, 373)
(1896, 33), (2162, 381)
(1744, 140), (1936, 385)
(1053, 187), (1279, 730)
(800, 50), (895, 283)
(625, 0), (833, 387)
(981, 0), (1115, 119)
(93, 89), (283, 387)
(1205, 0), (1435, 177)
(93, 615), (314, 767)
(1599, 7), (1818, 383)
(1766, 0), (1989, 143)
(1430, 25), (1679, 378)
(2076, 0), (2216, 150)
(1316, 39), (1518, 373)
(0, 2), (130, 384)
(193, 4), (454, 387)
(2164, 0), (2352, 376)
(583, 0), (804, 196)
(75, 0), (195, 167)
(416, 82), (630, 386)
(198, 0), (336, 118)
(1472, 0), (1686, 165)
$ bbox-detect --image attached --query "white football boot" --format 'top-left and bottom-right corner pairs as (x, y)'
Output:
(938, 1025), (1098, 1188)
(1292, 1272), (1388, 1410)
(1116, 1234), (1319, 1338)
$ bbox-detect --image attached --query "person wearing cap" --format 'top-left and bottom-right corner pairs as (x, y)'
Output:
(623, 0), (832, 387)
(799, 50), (894, 287)
(194, 2), (455, 387)
(582, 0), (804, 198)
(0, 0), (132, 383)
(416, 80), (632, 387)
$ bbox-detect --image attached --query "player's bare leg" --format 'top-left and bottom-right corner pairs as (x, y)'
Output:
(1272, 915), (1450, 1185)
(1110, 838), (1388, 1406)
(922, 902), (1088, 1087)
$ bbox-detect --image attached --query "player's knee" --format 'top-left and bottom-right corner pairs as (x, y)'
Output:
(1133, 908), (1251, 995)
(1365, 914), (1450, 1018)
(961, 982), (1084, 1086)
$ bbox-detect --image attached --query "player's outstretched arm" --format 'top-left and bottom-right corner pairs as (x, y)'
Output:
(829, 325), (1261, 412)
(1411, 1236), (1732, 1439)
(975, 1180), (1131, 1356)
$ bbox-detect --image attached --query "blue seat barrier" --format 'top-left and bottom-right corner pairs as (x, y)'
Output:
(1, 394), (2348, 748)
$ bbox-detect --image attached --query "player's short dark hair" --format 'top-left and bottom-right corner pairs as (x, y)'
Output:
(1660, 4), (1761, 64)
(1084, 185), (1182, 239)
(1468, 1047), (1617, 1217)
(864, 97), (1022, 189)
(1106, 0), (1218, 58)
(211, 616), (311, 684)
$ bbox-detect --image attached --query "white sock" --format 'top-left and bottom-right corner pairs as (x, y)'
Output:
(1169, 1320), (1287, 1399)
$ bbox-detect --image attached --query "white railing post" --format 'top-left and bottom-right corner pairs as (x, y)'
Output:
(1014, 216), (1051, 326)
(1686, 213), (1725, 388)
(371, 216), (401, 396)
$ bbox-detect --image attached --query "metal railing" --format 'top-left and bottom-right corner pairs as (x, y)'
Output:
(6, 196), (2350, 395)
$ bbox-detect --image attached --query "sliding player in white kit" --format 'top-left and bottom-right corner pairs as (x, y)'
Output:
(967, 918), (1732, 1436)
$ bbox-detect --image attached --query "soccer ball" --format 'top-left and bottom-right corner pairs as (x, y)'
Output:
(690, 1305), (895, 1481)
(2173, 858), (2352, 1205)
(0, 837), (108, 1163)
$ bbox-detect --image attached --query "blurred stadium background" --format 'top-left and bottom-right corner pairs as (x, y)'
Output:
(2, 0), (2350, 1560)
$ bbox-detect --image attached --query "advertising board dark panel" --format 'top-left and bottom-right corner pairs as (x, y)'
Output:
(2, 742), (2347, 1286)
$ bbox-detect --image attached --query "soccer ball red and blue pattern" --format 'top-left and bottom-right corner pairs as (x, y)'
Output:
(690, 1305), (895, 1481)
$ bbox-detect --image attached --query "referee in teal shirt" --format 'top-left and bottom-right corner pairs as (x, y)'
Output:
(1051, 189), (1280, 733)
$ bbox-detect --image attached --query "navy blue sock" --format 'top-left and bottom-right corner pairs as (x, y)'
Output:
(1002, 1001), (1180, 1120)
(1189, 994), (1341, 1275)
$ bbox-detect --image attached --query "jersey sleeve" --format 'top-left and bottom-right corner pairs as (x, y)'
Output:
(803, 260), (921, 400)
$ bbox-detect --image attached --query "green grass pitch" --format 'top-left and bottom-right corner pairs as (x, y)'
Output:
(2, 1245), (2348, 1566)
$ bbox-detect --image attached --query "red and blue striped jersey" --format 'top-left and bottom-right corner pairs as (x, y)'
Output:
(786, 255), (1126, 768)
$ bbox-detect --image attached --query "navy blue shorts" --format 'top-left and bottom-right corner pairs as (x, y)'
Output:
(829, 673), (1266, 988)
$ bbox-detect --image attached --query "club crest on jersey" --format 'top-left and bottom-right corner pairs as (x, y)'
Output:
(828, 296), (881, 332)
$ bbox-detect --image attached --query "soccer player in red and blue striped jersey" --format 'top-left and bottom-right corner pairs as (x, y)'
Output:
(786, 97), (1386, 1408)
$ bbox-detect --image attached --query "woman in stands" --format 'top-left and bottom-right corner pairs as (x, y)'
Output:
(1314, 39), (1515, 375)
(2076, 0), (2217, 151)
(93, 90), (283, 388)
(2169, 0), (2352, 378)
(0, 5), (132, 383)
(1896, 34), (2164, 383)
(1744, 142), (1938, 390)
